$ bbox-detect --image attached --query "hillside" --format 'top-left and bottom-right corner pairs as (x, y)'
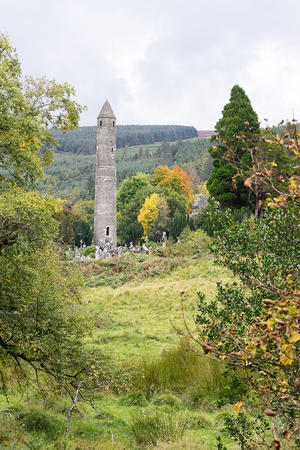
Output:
(0, 249), (242, 449)
(53, 125), (198, 154)
(36, 138), (212, 201)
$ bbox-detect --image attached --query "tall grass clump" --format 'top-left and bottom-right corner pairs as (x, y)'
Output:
(139, 342), (226, 398)
(128, 408), (188, 446)
(0, 410), (23, 445)
(18, 409), (64, 438)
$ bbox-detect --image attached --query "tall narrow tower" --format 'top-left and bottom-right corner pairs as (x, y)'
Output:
(94, 100), (117, 247)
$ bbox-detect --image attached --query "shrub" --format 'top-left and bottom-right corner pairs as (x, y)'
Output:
(128, 408), (187, 446)
(82, 245), (96, 257)
(153, 228), (211, 258)
(193, 206), (214, 236)
(231, 206), (252, 222)
(194, 205), (253, 236)
(194, 200), (300, 438)
(219, 413), (271, 449)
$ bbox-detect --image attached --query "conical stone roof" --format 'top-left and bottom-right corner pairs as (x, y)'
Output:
(97, 100), (116, 119)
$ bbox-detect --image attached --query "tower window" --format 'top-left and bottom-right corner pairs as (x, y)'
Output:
(106, 227), (109, 236)
(111, 147), (114, 152)
(113, 121), (115, 127)
(100, 120), (102, 127)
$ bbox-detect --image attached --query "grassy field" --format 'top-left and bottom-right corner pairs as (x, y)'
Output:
(84, 255), (229, 362)
(4, 228), (269, 448)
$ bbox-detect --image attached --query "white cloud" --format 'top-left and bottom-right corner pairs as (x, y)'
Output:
(1, 0), (300, 127)
(241, 40), (300, 123)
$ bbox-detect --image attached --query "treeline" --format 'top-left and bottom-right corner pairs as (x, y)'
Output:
(36, 138), (212, 201)
(117, 139), (212, 183)
(53, 125), (198, 154)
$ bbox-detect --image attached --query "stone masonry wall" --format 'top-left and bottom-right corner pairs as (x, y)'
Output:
(94, 104), (117, 247)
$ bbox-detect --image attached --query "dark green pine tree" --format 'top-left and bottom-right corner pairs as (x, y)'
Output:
(169, 208), (187, 241)
(73, 220), (93, 246)
(207, 85), (260, 208)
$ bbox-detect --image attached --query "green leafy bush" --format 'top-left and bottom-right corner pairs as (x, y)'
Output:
(194, 205), (253, 236)
(194, 198), (300, 442)
(154, 228), (212, 257)
(82, 245), (96, 257)
(219, 413), (271, 449)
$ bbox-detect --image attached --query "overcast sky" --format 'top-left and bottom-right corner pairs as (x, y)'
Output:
(1, 0), (300, 128)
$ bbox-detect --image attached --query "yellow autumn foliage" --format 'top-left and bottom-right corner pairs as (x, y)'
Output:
(137, 193), (160, 238)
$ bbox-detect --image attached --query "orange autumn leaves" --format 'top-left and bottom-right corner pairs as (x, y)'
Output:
(151, 165), (194, 209)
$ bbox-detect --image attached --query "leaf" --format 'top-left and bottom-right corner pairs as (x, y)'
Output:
(289, 329), (300, 343)
(266, 318), (275, 329)
(271, 162), (278, 167)
(280, 344), (294, 365)
(244, 175), (254, 189)
(233, 401), (245, 414)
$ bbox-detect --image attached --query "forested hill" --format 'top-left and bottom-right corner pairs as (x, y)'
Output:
(53, 125), (198, 154)
(37, 138), (212, 201)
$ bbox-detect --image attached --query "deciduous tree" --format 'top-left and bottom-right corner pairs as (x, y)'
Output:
(151, 165), (194, 211)
(138, 193), (160, 238)
(0, 33), (84, 187)
(0, 34), (99, 397)
(0, 189), (88, 386)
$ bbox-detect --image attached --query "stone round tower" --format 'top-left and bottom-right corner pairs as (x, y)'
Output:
(94, 100), (117, 247)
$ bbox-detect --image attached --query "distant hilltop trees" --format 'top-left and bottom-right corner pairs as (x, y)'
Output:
(197, 130), (215, 139)
(53, 125), (198, 154)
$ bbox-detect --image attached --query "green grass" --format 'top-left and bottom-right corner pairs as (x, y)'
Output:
(82, 253), (184, 289)
(1, 253), (243, 449)
(138, 342), (228, 401)
(84, 256), (231, 361)
(127, 408), (188, 447)
(0, 392), (239, 449)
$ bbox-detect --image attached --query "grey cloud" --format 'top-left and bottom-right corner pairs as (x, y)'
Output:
(1, 0), (300, 127)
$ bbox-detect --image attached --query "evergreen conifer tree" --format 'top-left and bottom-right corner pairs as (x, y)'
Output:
(169, 208), (187, 241)
(207, 85), (260, 208)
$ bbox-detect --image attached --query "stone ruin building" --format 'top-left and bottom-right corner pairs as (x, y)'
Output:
(93, 100), (117, 247)
(190, 194), (209, 218)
